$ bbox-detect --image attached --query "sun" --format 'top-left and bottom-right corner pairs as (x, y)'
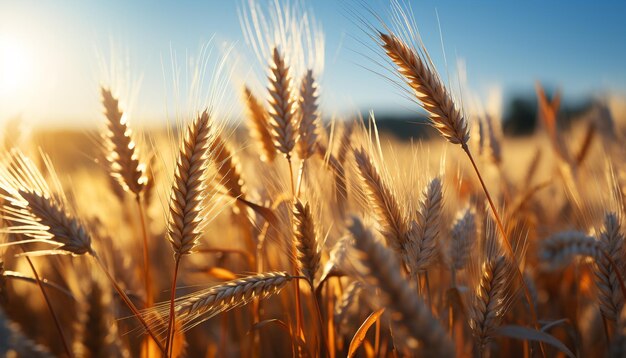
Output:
(0, 36), (33, 96)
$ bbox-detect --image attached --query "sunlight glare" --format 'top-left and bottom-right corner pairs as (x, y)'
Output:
(0, 36), (33, 96)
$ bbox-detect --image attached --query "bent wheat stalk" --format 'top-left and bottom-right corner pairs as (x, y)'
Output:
(378, 26), (542, 350)
(148, 271), (293, 333)
(348, 216), (454, 357)
(0, 150), (164, 353)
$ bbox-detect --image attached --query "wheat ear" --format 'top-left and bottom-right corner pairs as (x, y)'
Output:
(316, 143), (348, 216)
(594, 212), (625, 322)
(101, 87), (153, 309)
(484, 114), (502, 166)
(165, 110), (216, 355)
(319, 236), (351, 285)
(336, 122), (354, 164)
(162, 271), (293, 332)
(469, 227), (515, 353)
(348, 217), (454, 356)
(297, 69), (320, 160)
(379, 33), (469, 146)
(267, 47), (297, 159)
(333, 280), (362, 330)
(407, 176), (443, 273)
(208, 132), (246, 200)
(378, 14), (543, 345)
(100, 87), (147, 196)
(244, 86), (276, 162)
(539, 230), (600, 269)
(0, 151), (93, 256)
(74, 278), (127, 357)
(167, 110), (212, 257)
(293, 200), (321, 283)
(449, 207), (477, 273)
(353, 147), (408, 260)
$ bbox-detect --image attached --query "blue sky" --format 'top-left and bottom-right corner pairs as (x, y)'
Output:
(0, 0), (625, 127)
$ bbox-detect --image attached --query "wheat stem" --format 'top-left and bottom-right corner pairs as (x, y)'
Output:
(91, 253), (165, 353)
(296, 160), (305, 198)
(165, 256), (181, 358)
(2, 271), (76, 300)
(308, 280), (328, 357)
(285, 157), (304, 346)
(136, 195), (153, 307)
(23, 253), (73, 358)
(461, 143), (545, 357)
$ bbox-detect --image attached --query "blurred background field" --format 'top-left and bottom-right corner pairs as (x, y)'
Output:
(1, 1), (626, 357)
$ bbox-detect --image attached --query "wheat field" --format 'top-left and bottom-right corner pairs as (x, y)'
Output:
(1, 1), (626, 357)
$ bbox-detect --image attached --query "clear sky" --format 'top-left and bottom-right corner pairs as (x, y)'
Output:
(0, 0), (625, 128)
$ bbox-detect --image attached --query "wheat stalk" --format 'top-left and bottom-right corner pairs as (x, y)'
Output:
(407, 176), (443, 273)
(208, 132), (246, 200)
(319, 236), (350, 285)
(267, 47), (297, 160)
(100, 87), (147, 196)
(469, 228), (515, 353)
(378, 32), (469, 146)
(353, 147), (409, 260)
(165, 110), (219, 355)
(296, 69), (320, 160)
(0, 153), (163, 351)
(74, 277), (127, 357)
(316, 143), (348, 216)
(0, 151), (93, 256)
(293, 200), (321, 283)
(539, 230), (600, 269)
(167, 110), (213, 257)
(484, 114), (502, 166)
(449, 207), (477, 273)
(333, 280), (362, 330)
(593, 212), (625, 322)
(244, 86), (276, 163)
(376, 7), (545, 340)
(336, 122), (354, 164)
(101, 87), (154, 311)
(163, 271), (293, 332)
(348, 216), (454, 356)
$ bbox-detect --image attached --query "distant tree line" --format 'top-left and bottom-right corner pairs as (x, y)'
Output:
(366, 93), (593, 140)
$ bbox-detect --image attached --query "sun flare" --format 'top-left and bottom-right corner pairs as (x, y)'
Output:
(0, 36), (33, 96)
